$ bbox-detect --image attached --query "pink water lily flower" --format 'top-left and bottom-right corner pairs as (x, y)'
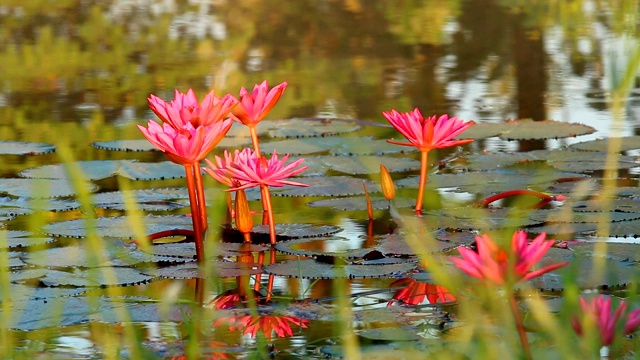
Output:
(232, 80), (287, 127)
(572, 295), (640, 347)
(138, 119), (232, 165)
(148, 89), (238, 129)
(382, 108), (474, 213)
(451, 231), (569, 285)
(204, 148), (308, 191)
(383, 109), (475, 151)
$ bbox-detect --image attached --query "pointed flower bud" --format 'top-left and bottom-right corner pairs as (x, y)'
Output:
(380, 164), (396, 201)
(235, 188), (254, 234)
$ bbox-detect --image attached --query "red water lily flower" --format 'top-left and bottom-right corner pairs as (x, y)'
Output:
(451, 230), (569, 285)
(138, 120), (232, 165)
(382, 109), (474, 213)
(215, 315), (309, 341)
(572, 295), (640, 347)
(205, 148), (308, 191)
(148, 89), (238, 129)
(232, 81), (287, 154)
(233, 81), (287, 127)
(383, 109), (475, 151)
(387, 278), (456, 306)
(205, 148), (307, 245)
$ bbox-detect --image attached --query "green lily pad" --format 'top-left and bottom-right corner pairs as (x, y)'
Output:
(140, 242), (269, 258)
(568, 136), (640, 152)
(147, 261), (263, 279)
(0, 284), (87, 303)
(0, 178), (96, 198)
(497, 119), (596, 140)
(0, 141), (56, 155)
(271, 176), (379, 197)
(307, 196), (414, 211)
(92, 187), (225, 211)
(264, 118), (362, 138)
(43, 215), (194, 239)
(93, 136), (252, 152)
(38, 267), (154, 287)
(319, 155), (420, 175)
(20, 160), (133, 180)
(330, 138), (419, 156)
(249, 223), (343, 239)
(530, 210), (640, 224)
(264, 259), (416, 279)
(274, 237), (374, 259)
(0, 230), (56, 249)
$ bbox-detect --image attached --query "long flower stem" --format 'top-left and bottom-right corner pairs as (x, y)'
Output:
(509, 292), (532, 360)
(260, 186), (269, 225)
(194, 162), (208, 232)
(254, 251), (265, 292)
(415, 150), (429, 214)
(249, 125), (262, 155)
(185, 164), (205, 262)
(261, 185), (277, 245)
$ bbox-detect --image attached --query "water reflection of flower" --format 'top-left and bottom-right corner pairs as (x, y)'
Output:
(214, 315), (309, 341)
(387, 278), (456, 306)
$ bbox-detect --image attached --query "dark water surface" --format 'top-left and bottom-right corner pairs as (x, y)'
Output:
(2, 0), (640, 358)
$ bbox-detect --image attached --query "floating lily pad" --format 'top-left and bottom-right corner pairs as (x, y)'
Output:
(527, 245), (638, 291)
(20, 160), (186, 181)
(43, 215), (194, 239)
(357, 327), (424, 342)
(92, 187), (225, 211)
(537, 150), (638, 172)
(1, 252), (27, 268)
(330, 138), (419, 156)
(249, 223), (343, 239)
(260, 137), (348, 155)
(307, 196), (414, 211)
(568, 136), (640, 152)
(456, 121), (506, 140)
(0, 196), (80, 212)
(274, 237), (374, 259)
(24, 243), (184, 268)
(0, 141), (56, 155)
(264, 259), (416, 279)
(373, 233), (459, 256)
(93, 136), (251, 152)
(602, 219), (640, 239)
(0, 178), (96, 198)
(497, 119), (596, 140)
(38, 267), (154, 287)
(141, 242), (269, 258)
(466, 152), (536, 171)
(572, 199), (640, 213)
(271, 177), (378, 197)
(0, 230), (56, 249)
(0, 284), (87, 303)
(264, 118), (362, 138)
(148, 261), (262, 279)
(319, 155), (420, 175)
(525, 223), (598, 237)
(530, 210), (640, 224)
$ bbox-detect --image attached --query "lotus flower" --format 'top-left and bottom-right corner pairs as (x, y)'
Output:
(138, 119), (232, 165)
(214, 315), (308, 340)
(205, 149), (308, 191)
(232, 80), (287, 153)
(382, 108), (474, 213)
(205, 148), (307, 245)
(233, 81), (287, 127)
(572, 295), (640, 347)
(148, 89), (238, 129)
(451, 231), (569, 285)
(387, 278), (456, 306)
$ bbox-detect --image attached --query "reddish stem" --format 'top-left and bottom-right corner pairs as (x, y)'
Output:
(261, 185), (277, 245)
(362, 181), (374, 221)
(254, 251), (265, 292)
(260, 186), (269, 225)
(185, 164), (205, 262)
(415, 150), (429, 214)
(509, 293), (532, 360)
(249, 125), (262, 155)
(480, 189), (567, 208)
(194, 162), (208, 232)
(266, 249), (276, 301)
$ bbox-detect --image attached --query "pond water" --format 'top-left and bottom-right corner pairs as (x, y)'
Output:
(2, 0), (640, 358)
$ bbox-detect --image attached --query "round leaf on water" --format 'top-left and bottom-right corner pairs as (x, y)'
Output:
(260, 137), (346, 155)
(44, 215), (194, 239)
(373, 233), (459, 256)
(38, 267), (154, 287)
(569, 136), (640, 152)
(264, 118), (362, 138)
(271, 176), (379, 197)
(330, 138), (418, 156)
(274, 237), (374, 259)
(20, 160), (132, 180)
(93, 136), (251, 152)
(525, 223), (598, 237)
(264, 259), (416, 279)
(24, 243), (179, 268)
(357, 327), (424, 342)
(466, 152), (536, 171)
(0, 284), (86, 304)
(148, 261), (262, 279)
(307, 196), (413, 211)
(0, 141), (56, 155)
(572, 199), (640, 213)
(539, 150), (637, 172)
(0, 178), (96, 198)
(118, 161), (186, 180)
(251, 223), (342, 239)
(141, 241), (268, 258)
(0, 196), (80, 212)
(92, 187), (224, 211)
(456, 121), (505, 140)
(497, 119), (596, 141)
(530, 210), (640, 224)
(600, 219), (640, 239)
(0, 230), (56, 249)
(319, 155), (420, 175)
